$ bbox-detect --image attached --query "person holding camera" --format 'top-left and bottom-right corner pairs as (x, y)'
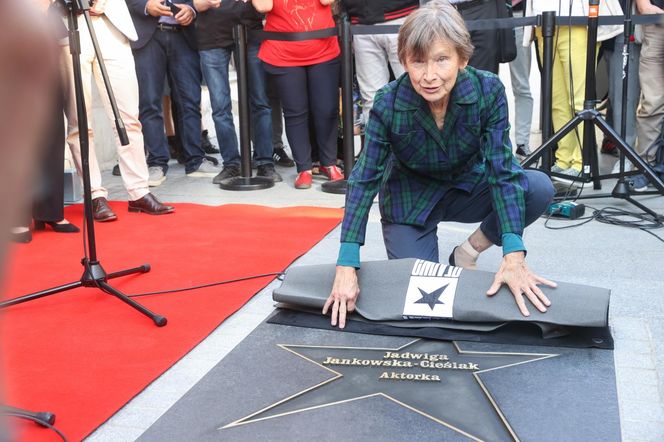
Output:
(126, 0), (220, 185)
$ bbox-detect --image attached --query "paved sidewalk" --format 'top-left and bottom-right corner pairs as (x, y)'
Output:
(83, 61), (664, 440)
(82, 147), (664, 441)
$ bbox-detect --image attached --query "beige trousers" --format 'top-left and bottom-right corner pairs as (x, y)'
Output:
(636, 23), (664, 163)
(62, 14), (149, 201)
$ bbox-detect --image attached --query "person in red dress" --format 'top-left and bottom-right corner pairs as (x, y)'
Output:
(252, 0), (342, 189)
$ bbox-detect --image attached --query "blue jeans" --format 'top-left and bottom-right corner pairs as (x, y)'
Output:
(133, 29), (203, 174)
(382, 170), (554, 261)
(199, 41), (273, 167)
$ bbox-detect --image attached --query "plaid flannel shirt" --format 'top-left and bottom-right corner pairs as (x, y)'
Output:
(340, 66), (528, 250)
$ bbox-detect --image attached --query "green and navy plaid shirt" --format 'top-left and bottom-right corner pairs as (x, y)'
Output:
(339, 67), (528, 265)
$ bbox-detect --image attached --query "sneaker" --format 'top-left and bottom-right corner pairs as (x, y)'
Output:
(273, 146), (295, 167)
(320, 165), (344, 181)
(601, 138), (619, 157)
(201, 130), (220, 154)
(611, 160), (633, 175)
(550, 164), (581, 184)
(295, 170), (313, 189)
(187, 158), (220, 177)
(147, 166), (166, 187)
(628, 174), (652, 193)
(212, 165), (240, 184)
(204, 154), (219, 166)
(515, 144), (531, 160)
(257, 164), (283, 182)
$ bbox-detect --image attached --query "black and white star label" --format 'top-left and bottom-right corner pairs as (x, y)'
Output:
(402, 259), (462, 319)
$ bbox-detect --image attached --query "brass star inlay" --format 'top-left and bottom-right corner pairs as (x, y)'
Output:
(221, 339), (557, 441)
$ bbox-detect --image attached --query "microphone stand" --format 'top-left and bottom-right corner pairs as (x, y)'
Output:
(0, 0), (167, 325)
(2, 3), (167, 431)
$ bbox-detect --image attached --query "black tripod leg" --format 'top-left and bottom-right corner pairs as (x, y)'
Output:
(584, 116), (601, 189)
(522, 116), (583, 168)
(595, 117), (664, 193)
(107, 264), (151, 280)
(0, 281), (83, 309)
(621, 196), (663, 220)
(98, 281), (167, 327)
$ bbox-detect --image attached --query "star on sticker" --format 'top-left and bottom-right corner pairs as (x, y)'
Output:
(414, 284), (448, 310)
(220, 339), (557, 441)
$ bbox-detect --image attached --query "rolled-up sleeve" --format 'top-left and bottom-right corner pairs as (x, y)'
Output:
(340, 89), (392, 251)
(481, 78), (528, 254)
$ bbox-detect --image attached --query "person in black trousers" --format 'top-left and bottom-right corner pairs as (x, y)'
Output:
(12, 86), (79, 243)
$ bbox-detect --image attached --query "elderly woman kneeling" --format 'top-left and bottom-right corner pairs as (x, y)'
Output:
(324, 0), (557, 328)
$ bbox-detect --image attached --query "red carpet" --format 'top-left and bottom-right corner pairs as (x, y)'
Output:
(1, 202), (342, 441)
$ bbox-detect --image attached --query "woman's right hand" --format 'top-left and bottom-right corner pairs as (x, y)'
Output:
(323, 266), (360, 329)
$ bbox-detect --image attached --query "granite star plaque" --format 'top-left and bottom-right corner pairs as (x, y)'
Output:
(222, 339), (555, 441)
(138, 323), (620, 442)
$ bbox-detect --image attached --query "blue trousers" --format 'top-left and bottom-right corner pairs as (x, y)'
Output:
(133, 29), (203, 174)
(199, 41), (273, 168)
(263, 57), (340, 172)
(382, 170), (554, 261)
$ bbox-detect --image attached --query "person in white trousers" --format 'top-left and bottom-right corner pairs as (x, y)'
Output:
(62, 0), (173, 221)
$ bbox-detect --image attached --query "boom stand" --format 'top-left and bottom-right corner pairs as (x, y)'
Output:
(523, 1), (664, 219)
(0, 0), (167, 326)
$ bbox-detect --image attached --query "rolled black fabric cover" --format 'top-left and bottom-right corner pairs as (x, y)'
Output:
(272, 259), (610, 329)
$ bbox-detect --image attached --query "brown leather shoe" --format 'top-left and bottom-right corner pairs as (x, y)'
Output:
(92, 197), (117, 222)
(128, 193), (174, 215)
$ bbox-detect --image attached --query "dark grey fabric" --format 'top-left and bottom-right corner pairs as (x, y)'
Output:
(268, 309), (615, 349)
(276, 302), (506, 331)
(272, 259), (611, 329)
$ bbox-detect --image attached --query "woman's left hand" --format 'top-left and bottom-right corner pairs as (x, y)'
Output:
(486, 252), (557, 316)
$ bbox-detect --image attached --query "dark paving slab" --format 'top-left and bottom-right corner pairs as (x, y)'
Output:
(139, 320), (620, 442)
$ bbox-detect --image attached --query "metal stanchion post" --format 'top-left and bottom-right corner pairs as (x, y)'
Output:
(582, 1), (601, 189)
(539, 10), (555, 171)
(322, 14), (354, 195)
(220, 24), (274, 191)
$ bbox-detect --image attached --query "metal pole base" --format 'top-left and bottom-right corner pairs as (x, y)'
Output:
(321, 180), (348, 194)
(219, 176), (274, 191)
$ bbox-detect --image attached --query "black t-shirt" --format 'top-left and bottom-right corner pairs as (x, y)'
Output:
(341, 0), (419, 24)
(196, 2), (264, 51)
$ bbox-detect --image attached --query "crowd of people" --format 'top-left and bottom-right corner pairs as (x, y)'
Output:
(11, 0), (664, 245)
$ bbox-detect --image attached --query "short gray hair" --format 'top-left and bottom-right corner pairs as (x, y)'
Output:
(397, 0), (474, 65)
